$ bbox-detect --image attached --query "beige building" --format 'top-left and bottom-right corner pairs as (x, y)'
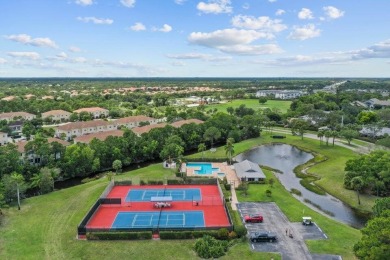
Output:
(131, 123), (167, 136)
(171, 119), (204, 128)
(0, 132), (8, 146)
(17, 138), (70, 165)
(73, 130), (124, 144)
(1, 96), (17, 101)
(114, 115), (159, 129)
(0, 112), (36, 122)
(42, 110), (71, 122)
(73, 107), (109, 119)
(55, 120), (116, 141)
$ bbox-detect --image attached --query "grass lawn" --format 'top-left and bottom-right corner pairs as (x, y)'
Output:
(237, 169), (361, 260)
(205, 99), (291, 114)
(187, 133), (377, 212)
(0, 164), (280, 260)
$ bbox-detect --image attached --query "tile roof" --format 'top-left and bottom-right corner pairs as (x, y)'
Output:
(73, 107), (108, 113)
(0, 112), (36, 120)
(171, 119), (204, 128)
(56, 120), (115, 131)
(115, 115), (155, 124)
(17, 138), (70, 153)
(131, 123), (167, 135)
(73, 130), (124, 143)
(42, 110), (71, 117)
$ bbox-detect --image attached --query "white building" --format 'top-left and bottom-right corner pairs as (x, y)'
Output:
(0, 132), (8, 146)
(55, 120), (116, 141)
(73, 107), (109, 119)
(41, 110), (72, 122)
(0, 112), (36, 122)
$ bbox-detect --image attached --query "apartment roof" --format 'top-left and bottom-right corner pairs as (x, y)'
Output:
(0, 112), (36, 120)
(73, 107), (108, 113)
(234, 160), (266, 179)
(1, 96), (17, 101)
(131, 123), (167, 135)
(17, 138), (70, 153)
(115, 115), (155, 125)
(41, 95), (55, 100)
(56, 120), (115, 131)
(73, 130), (124, 143)
(42, 110), (72, 117)
(171, 119), (204, 128)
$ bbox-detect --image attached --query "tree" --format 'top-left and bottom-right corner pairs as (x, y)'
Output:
(112, 160), (122, 174)
(258, 97), (268, 104)
(291, 119), (309, 140)
(357, 111), (379, 124)
(226, 106), (234, 115)
(22, 121), (35, 140)
(324, 130), (331, 146)
(268, 178), (275, 188)
(331, 130), (339, 146)
(160, 143), (184, 164)
(340, 129), (358, 145)
(351, 176), (364, 205)
(353, 210), (390, 260)
(317, 130), (324, 145)
(11, 172), (25, 210)
(225, 138), (235, 165)
(198, 143), (206, 160)
(203, 127), (221, 148)
(30, 167), (57, 194)
(372, 197), (390, 217)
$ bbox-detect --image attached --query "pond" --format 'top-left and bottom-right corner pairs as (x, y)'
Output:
(235, 143), (366, 228)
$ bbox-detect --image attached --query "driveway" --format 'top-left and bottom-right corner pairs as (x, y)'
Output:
(237, 202), (341, 260)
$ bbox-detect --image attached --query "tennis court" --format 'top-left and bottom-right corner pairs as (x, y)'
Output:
(111, 211), (205, 228)
(125, 188), (201, 202)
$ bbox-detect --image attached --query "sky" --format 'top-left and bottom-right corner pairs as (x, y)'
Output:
(0, 0), (390, 78)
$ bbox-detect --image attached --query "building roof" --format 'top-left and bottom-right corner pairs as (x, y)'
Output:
(368, 98), (390, 107)
(73, 130), (124, 143)
(115, 115), (155, 125)
(73, 107), (108, 113)
(233, 160), (266, 179)
(17, 138), (70, 153)
(56, 120), (115, 131)
(131, 123), (167, 135)
(41, 95), (55, 100)
(0, 112), (36, 120)
(1, 96), (17, 101)
(171, 119), (204, 128)
(42, 110), (72, 117)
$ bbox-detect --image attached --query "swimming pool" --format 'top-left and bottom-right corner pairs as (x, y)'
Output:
(186, 162), (219, 175)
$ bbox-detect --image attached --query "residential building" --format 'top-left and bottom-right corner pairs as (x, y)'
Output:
(0, 112), (36, 122)
(256, 90), (303, 100)
(73, 130), (124, 144)
(233, 160), (266, 182)
(114, 115), (159, 129)
(1, 96), (17, 101)
(171, 119), (204, 128)
(0, 132), (8, 146)
(17, 138), (70, 165)
(73, 107), (109, 119)
(360, 127), (390, 137)
(365, 98), (390, 109)
(42, 110), (72, 122)
(55, 120), (116, 141)
(131, 123), (167, 136)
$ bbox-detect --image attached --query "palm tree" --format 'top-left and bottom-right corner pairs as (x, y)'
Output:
(331, 130), (339, 146)
(351, 176), (364, 205)
(198, 143), (207, 160)
(225, 138), (235, 165)
(324, 130), (331, 146)
(11, 172), (24, 210)
(317, 130), (324, 145)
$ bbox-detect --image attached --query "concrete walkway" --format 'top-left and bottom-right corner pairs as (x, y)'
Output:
(230, 185), (238, 210)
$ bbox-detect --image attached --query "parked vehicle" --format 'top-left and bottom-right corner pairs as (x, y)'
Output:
(302, 217), (313, 226)
(244, 214), (263, 223)
(250, 231), (277, 242)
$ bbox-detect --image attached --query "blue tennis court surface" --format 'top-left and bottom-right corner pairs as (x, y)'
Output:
(112, 211), (205, 228)
(126, 188), (201, 202)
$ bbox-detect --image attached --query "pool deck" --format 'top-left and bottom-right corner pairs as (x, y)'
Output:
(185, 162), (240, 188)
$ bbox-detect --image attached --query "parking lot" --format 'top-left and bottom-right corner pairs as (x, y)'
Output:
(237, 202), (341, 260)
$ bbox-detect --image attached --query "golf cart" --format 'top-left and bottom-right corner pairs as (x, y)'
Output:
(302, 217), (313, 226)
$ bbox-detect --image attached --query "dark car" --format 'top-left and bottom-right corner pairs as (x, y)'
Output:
(250, 231), (277, 243)
(244, 214), (263, 223)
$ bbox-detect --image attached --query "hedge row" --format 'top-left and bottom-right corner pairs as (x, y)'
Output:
(147, 180), (164, 185)
(86, 231), (152, 240)
(160, 228), (236, 240)
(114, 180), (132, 186)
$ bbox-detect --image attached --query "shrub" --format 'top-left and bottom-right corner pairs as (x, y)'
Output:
(228, 231), (237, 240)
(86, 231), (152, 240)
(194, 235), (229, 259)
(234, 225), (247, 238)
(140, 180), (146, 186)
(290, 188), (302, 196)
(167, 179), (184, 185)
(265, 189), (272, 197)
(217, 228), (229, 240)
(147, 180), (163, 185)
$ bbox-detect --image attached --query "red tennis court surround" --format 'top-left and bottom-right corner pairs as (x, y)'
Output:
(86, 185), (231, 230)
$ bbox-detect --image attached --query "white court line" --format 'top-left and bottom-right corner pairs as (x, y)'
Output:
(132, 214), (138, 227)
(183, 213), (186, 226)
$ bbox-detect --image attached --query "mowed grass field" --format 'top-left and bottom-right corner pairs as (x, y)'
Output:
(0, 164), (279, 260)
(237, 169), (361, 260)
(188, 132), (377, 212)
(205, 99), (292, 113)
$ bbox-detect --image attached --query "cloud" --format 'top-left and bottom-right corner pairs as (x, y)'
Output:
(218, 44), (282, 55)
(153, 24), (172, 33)
(231, 15), (287, 33)
(264, 55), (345, 66)
(120, 0), (135, 8)
(197, 0), (232, 14)
(174, 0), (187, 4)
(77, 17), (113, 25)
(69, 46), (81, 52)
(323, 6), (345, 20)
(75, 0), (93, 6)
(4, 34), (58, 48)
(56, 52), (68, 60)
(351, 39), (390, 59)
(288, 24), (321, 40)
(7, 52), (40, 60)
(188, 28), (271, 47)
(268, 0), (277, 3)
(242, 3), (249, 10)
(275, 9), (285, 16)
(130, 22), (146, 31)
(298, 8), (314, 20)
(166, 53), (231, 62)
(0, 58), (7, 64)
(171, 61), (186, 66)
